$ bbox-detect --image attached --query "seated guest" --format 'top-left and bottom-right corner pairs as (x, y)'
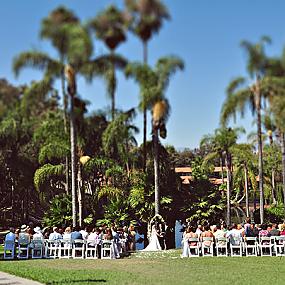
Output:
(259, 224), (270, 237)
(33, 226), (44, 240)
(214, 224), (226, 239)
(62, 227), (72, 240)
(103, 228), (113, 241)
(5, 228), (16, 242)
(244, 217), (251, 233)
(237, 224), (245, 237)
(18, 225), (30, 244)
(270, 224), (280, 237)
(87, 228), (99, 246)
(80, 227), (89, 241)
(186, 226), (198, 245)
(245, 223), (259, 237)
(71, 226), (83, 241)
(201, 224), (214, 247)
(226, 224), (242, 245)
(195, 225), (203, 238)
(49, 227), (62, 240)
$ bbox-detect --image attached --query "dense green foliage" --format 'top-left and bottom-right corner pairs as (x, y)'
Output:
(1, 1), (285, 235)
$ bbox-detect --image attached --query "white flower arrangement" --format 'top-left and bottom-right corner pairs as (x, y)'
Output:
(150, 214), (165, 225)
(147, 214), (165, 239)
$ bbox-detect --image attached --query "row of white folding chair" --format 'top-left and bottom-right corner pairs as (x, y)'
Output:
(4, 239), (43, 260)
(187, 237), (214, 257)
(185, 236), (283, 257)
(45, 239), (85, 259)
(45, 239), (115, 259)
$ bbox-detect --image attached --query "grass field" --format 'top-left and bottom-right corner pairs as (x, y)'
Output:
(0, 250), (284, 285)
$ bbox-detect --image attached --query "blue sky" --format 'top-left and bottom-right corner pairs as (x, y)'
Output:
(1, 0), (285, 149)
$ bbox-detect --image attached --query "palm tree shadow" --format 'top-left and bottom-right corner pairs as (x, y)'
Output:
(48, 280), (107, 284)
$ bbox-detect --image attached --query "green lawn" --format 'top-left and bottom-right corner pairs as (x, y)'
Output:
(0, 250), (284, 285)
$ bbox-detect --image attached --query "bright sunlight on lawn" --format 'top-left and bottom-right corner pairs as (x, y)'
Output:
(0, 250), (285, 285)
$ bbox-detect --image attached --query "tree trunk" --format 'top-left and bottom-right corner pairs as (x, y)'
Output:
(269, 134), (277, 205)
(220, 156), (224, 184)
(271, 170), (277, 205)
(77, 163), (83, 227)
(61, 58), (69, 195)
(244, 165), (250, 217)
(110, 50), (116, 121)
(225, 152), (231, 226)
(153, 127), (160, 215)
(255, 82), (264, 224)
(143, 40), (148, 172)
(280, 132), (285, 216)
(70, 93), (77, 227)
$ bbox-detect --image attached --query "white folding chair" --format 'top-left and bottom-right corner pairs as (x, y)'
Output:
(188, 238), (200, 257)
(17, 240), (29, 259)
(244, 237), (258, 256)
(259, 237), (274, 256)
(45, 239), (59, 258)
(72, 239), (85, 259)
(59, 239), (73, 259)
(31, 240), (44, 259)
(85, 242), (98, 259)
(201, 237), (214, 257)
(215, 237), (228, 257)
(101, 241), (113, 259)
(4, 240), (15, 259)
(274, 236), (285, 256)
(230, 237), (243, 257)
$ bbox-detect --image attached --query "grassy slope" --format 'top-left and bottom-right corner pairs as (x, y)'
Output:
(0, 250), (284, 285)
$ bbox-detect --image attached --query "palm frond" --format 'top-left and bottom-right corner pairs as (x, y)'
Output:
(34, 163), (65, 190)
(13, 51), (62, 78)
(39, 142), (70, 164)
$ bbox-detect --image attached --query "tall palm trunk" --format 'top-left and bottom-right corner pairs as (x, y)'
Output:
(220, 155), (224, 184)
(110, 50), (116, 121)
(143, 40), (148, 172)
(268, 133), (277, 205)
(244, 165), (250, 217)
(77, 163), (83, 227)
(70, 92), (77, 227)
(280, 132), (285, 215)
(61, 62), (69, 195)
(153, 126), (159, 215)
(255, 81), (264, 224)
(225, 152), (231, 226)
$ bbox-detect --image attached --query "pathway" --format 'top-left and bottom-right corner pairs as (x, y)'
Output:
(0, 271), (44, 285)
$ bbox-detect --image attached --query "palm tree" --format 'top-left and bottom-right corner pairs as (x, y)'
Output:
(231, 143), (257, 217)
(262, 113), (277, 204)
(88, 5), (129, 121)
(65, 64), (77, 227)
(201, 127), (242, 225)
(221, 36), (271, 224)
(259, 52), (285, 215)
(152, 99), (170, 215)
(125, 55), (184, 165)
(102, 108), (139, 177)
(13, 7), (92, 195)
(125, 0), (170, 171)
(127, 56), (183, 215)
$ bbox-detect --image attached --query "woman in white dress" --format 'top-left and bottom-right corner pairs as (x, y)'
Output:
(142, 225), (162, 251)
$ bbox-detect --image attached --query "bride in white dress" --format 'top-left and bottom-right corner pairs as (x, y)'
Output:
(142, 225), (162, 251)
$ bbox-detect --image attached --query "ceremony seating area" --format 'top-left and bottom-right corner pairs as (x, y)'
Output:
(4, 238), (125, 260)
(181, 227), (285, 258)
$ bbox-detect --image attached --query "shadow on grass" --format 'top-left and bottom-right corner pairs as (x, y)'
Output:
(47, 280), (107, 284)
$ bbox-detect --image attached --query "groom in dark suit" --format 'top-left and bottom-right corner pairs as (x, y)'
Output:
(157, 223), (166, 250)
